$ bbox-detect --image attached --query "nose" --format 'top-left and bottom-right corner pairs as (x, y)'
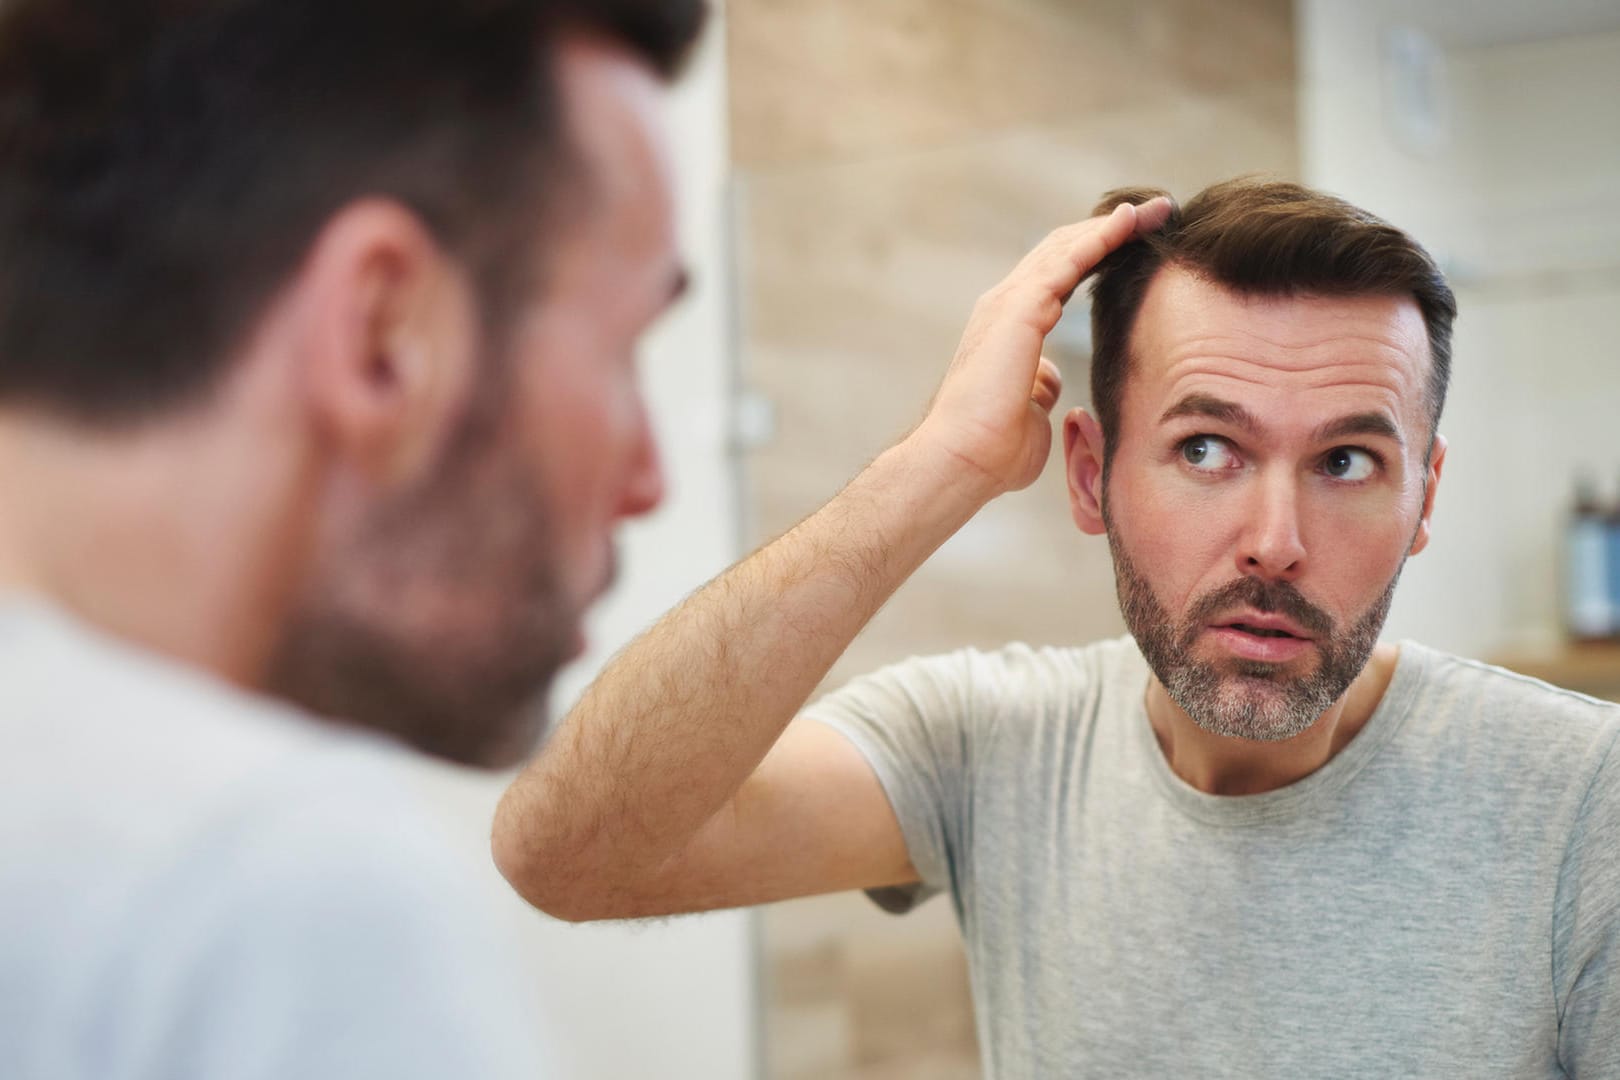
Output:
(617, 401), (665, 520)
(1237, 468), (1306, 581)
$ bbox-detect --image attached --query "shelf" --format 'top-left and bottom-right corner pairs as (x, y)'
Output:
(1489, 641), (1620, 703)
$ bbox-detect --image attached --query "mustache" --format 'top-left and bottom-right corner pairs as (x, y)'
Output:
(1182, 576), (1335, 639)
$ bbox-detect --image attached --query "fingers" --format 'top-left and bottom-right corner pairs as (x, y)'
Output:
(1032, 356), (1062, 414)
(914, 198), (1164, 493)
(986, 198), (1172, 337)
(1133, 195), (1175, 235)
(1013, 204), (1135, 297)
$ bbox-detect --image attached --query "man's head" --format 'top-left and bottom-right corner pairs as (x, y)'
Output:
(0, 0), (705, 765)
(1063, 178), (1455, 741)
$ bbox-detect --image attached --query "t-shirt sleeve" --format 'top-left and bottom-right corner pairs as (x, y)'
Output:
(91, 767), (552, 1080)
(1553, 725), (1620, 1078)
(801, 649), (987, 915)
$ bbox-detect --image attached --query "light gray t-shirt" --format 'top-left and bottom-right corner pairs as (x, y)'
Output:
(0, 597), (550, 1080)
(807, 637), (1620, 1078)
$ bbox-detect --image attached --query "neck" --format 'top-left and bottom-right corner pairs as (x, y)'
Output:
(0, 402), (316, 688)
(1143, 642), (1400, 795)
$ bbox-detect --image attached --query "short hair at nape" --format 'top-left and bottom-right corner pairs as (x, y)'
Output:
(1085, 177), (1456, 465)
(0, 0), (705, 424)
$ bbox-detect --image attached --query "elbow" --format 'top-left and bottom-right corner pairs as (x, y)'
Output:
(490, 793), (614, 924)
(490, 792), (565, 917)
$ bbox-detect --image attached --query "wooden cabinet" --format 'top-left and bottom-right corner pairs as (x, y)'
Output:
(1490, 642), (1620, 703)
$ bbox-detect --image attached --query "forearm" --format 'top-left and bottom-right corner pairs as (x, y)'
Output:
(491, 200), (1166, 919)
(492, 433), (992, 913)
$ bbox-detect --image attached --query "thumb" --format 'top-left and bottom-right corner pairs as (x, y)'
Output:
(1031, 355), (1063, 414)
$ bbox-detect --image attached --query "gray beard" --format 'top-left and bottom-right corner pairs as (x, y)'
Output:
(1109, 532), (1399, 743)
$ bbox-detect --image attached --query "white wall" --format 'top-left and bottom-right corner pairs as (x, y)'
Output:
(1299, 2), (1620, 656)
(410, 14), (759, 1079)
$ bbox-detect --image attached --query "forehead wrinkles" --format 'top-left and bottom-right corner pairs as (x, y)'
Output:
(1164, 321), (1424, 369)
(1158, 347), (1415, 400)
(1150, 302), (1428, 377)
(1129, 361), (1415, 458)
(1123, 274), (1432, 440)
(1149, 339), (1423, 441)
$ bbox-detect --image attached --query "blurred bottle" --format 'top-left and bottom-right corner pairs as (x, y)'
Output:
(1567, 473), (1614, 641)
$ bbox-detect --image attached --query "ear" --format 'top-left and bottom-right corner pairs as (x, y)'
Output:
(1063, 407), (1108, 536)
(1407, 433), (1447, 556)
(289, 199), (480, 488)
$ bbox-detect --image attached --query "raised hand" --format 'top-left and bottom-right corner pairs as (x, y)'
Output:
(493, 198), (1171, 923)
(912, 198), (1172, 497)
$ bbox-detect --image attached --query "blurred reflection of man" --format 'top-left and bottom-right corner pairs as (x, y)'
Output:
(0, 1), (702, 1077)
(496, 179), (1620, 1077)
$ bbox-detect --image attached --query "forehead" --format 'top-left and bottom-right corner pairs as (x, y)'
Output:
(549, 38), (678, 291)
(1120, 266), (1432, 440)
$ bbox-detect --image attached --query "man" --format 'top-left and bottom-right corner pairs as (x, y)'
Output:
(1, 1), (702, 1076)
(495, 179), (1620, 1076)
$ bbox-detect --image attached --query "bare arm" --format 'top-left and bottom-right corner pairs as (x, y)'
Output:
(492, 200), (1170, 921)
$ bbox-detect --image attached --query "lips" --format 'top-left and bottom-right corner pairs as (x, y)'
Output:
(1213, 612), (1313, 641)
(1206, 611), (1318, 664)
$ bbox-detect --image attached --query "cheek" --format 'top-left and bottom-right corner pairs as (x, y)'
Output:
(515, 344), (644, 524)
(508, 359), (597, 518)
(1306, 497), (1417, 594)
(1106, 471), (1228, 605)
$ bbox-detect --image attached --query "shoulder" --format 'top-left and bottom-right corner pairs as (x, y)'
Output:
(804, 637), (1138, 753)
(952, 636), (1143, 720)
(0, 603), (550, 1077)
(1397, 641), (1620, 752)
(0, 598), (501, 951)
(3, 597), (423, 854)
(126, 759), (502, 975)
(1387, 642), (1620, 822)
(87, 776), (551, 1079)
(827, 636), (1133, 703)
(981, 635), (1141, 687)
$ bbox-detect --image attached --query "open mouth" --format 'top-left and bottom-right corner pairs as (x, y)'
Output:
(1228, 623), (1300, 639)
(1208, 611), (1318, 661)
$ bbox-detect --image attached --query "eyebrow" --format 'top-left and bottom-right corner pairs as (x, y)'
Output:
(1159, 393), (1259, 432)
(1159, 393), (1405, 446)
(1312, 411), (1403, 446)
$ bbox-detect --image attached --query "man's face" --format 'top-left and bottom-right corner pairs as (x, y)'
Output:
(267, 40), (683, 767)
(1094, 268), (1440, 741)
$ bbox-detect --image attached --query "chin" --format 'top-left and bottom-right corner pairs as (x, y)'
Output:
(266, 603), (572, 771)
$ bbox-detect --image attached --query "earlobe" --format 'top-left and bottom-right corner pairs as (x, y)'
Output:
(1064, 407), (1108, 536)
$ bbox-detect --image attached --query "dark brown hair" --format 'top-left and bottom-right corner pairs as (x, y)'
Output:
(0, 0), (706, 423)
(1087, 177), (1456, 467)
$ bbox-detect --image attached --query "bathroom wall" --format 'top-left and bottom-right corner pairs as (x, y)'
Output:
(727, 2), (1302, 1074)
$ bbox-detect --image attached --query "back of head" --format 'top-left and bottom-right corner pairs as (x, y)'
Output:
(0, 0), (705, 425)
(1085, 177), (1457, 465)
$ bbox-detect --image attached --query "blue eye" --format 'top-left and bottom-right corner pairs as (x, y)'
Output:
(1181, 435), (1237, 471)
(1323, 447), (1376, 481)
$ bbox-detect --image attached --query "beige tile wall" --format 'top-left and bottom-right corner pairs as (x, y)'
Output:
(727, 2), (1300, 1075)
